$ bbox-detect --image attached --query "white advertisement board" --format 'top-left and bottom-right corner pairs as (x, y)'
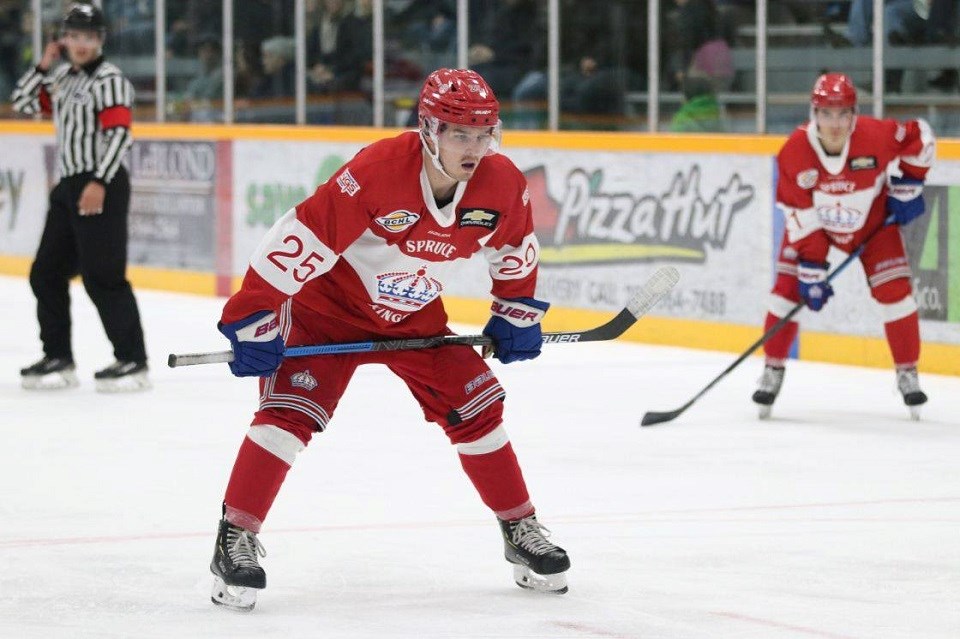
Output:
(0, 135), (52, 257)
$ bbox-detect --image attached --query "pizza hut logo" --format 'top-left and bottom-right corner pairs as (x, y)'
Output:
(336, 168), (361, 196)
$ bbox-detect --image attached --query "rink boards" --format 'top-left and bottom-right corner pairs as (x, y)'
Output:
(1, 122), (958, 374)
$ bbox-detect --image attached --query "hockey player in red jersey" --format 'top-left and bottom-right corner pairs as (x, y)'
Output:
(208, 69), (569, 610)
(753, 72), (935, 420)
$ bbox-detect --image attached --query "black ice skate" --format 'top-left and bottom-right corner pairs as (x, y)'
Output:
(210, 518), (266, 611)
(499, 515), (570, 594)
(94, 360), (150, 393)
(752, 365), (785, 419)
(20, 356), (78, 390)
(896, 366), (927, 421)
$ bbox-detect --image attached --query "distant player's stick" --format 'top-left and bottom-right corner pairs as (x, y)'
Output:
(640, 216), (896, 427)
(168, 266), (680, 368)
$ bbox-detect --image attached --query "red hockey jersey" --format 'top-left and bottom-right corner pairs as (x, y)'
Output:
(776, 115), (935, 262)
(222, 132), (539, 338)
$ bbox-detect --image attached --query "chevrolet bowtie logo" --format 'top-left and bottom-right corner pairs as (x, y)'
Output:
(461, 209), (495, 223)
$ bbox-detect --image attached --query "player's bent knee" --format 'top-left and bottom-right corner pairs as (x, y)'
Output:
(445, 401), (504, 445)
(456, 423), (510, 455)
(246, 424), (306, 465)
(871, 277), (912, 304)
(252, 408), (319, 446)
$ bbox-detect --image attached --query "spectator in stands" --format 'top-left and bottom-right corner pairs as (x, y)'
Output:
(306, 0), (350, 85)
(510, 0), (644, 129)
(309, 0), (373, 94)
(0, 0), (24, 100)
(845, 0), (926, 46)
(670, 73), (725, 132)
(468, 0), (539, 97)
(399, 0), (456, 72)
(667, 0), (734, 92)
(926, 0), (959, 90)
(252, 36), (296, 99)
(170, 34), (224, 122)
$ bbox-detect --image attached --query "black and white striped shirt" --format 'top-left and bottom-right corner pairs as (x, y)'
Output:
(11, 57), (133, 185)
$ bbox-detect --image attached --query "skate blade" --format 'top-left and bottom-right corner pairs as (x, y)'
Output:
(757, 404), (772, 420)
(95, 372), (151, 393)
(512, 564), (568, 594)
(909, 406), (921, 421)
(211, 575), (259, 611)
(21, 370), (79, 391)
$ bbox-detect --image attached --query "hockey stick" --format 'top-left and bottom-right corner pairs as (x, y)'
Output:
(640, 216), (895, 427)
(168, 266), (680, 368)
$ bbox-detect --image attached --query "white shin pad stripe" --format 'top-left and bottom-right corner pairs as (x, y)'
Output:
(457, 424), (509, 456)
(768, 294), (798, 318)
(879, 296), (918, 323)
(247, 424), (305, 466)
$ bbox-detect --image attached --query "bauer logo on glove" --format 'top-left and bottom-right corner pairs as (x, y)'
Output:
(483, 297), (550, 363)
(886, 175), (926, 226)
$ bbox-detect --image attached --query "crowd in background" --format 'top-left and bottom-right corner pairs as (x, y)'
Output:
(3, 0), (960, 132)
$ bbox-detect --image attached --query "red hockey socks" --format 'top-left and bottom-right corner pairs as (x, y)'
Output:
(761, 311), (799, 362)
(223, 425), (306, 532)
(457, 425), (534, 521)
(884, 310), (921, 367)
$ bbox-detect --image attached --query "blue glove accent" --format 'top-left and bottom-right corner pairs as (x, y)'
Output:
(482, 296), (550, 364)
(886, 176), (925, 226)
(218, 310), (285, 377)
(797, 261), (834, 312)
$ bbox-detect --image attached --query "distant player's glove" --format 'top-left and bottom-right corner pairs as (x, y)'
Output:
(218, 310), (284, 377)
(886, 176), (925, 226)
(797, 261), (834, 312)
(482, 297), (550, 364)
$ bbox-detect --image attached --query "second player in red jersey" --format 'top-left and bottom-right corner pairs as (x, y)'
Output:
(753, 72), (935, 419)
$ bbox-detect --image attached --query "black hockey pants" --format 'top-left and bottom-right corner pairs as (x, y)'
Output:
(28, 168), (147, 363)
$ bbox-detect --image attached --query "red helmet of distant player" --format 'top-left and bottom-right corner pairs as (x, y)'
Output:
(811, 73), (857, 110)
(418, 68), (501, 180)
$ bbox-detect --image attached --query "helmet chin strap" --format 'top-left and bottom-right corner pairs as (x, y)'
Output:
(419, 126), (459, 182)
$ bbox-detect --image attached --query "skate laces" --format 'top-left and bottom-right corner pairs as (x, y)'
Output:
(512, 518), (559, 556)
(226, 525), (266, 568)
(757, 366), (785, 394)
(896, 367), (921, 395)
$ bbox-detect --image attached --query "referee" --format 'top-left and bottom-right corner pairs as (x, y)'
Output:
(11, 3), (149, 392)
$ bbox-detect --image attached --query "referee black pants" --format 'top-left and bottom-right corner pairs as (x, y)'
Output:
(29, 168), (147, 364)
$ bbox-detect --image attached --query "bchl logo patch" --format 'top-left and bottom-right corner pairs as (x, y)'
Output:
(336, 168), (361, 196)
(849, 156), (877, 171)
(458, 208), (500, 229)
(797, 168), (818, 189)
(290, 369), (318, 391)
(375, 210), (420, 233)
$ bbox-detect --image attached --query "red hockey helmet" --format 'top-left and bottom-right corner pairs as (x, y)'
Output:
(811, 73), (857, 109)
(418, 68), (500, 127)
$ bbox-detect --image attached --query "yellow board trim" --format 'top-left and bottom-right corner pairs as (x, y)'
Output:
(4, 121), (960, 158)
(540, 244), (704, 263)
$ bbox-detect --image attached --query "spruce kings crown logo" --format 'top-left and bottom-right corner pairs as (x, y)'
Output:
(525, 164), (755, 265)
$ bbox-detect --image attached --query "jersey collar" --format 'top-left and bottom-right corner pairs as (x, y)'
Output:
(69, 55), (104, 76)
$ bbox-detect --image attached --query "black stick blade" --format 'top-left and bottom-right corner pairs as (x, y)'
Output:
(640, 409), (684, 426)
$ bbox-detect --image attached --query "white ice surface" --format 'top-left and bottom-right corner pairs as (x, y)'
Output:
(1, 274), (958, 639)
